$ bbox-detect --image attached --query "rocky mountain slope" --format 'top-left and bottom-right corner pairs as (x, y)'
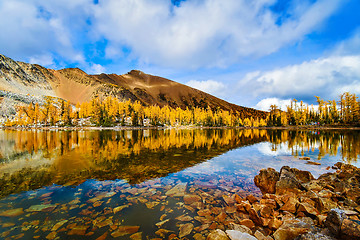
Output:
(0, 54), (267, 119)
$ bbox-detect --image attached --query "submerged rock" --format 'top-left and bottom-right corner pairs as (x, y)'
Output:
(26, 204), (57, 212)
(67, 225), (89, 236)
(179, 223), (194, 238)
(165, 183), (187, 197)
(111, 226), (140, 238)
(0, 208), (24, 217)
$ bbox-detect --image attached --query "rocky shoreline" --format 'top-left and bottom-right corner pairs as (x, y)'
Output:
(208, 162), (360, 240)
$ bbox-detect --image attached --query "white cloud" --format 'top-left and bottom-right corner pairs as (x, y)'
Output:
(29, 54), (55, 67)
(87, 64), (106, 74)
(186, 80), (226, 97)
(92, 0), (342, 69)
(0, 0), (344, 70)
(239, 55), (360, 102)
(334, 30), (360, 56)
(0, 0), (90, 67)
(255, 98), (292, 111)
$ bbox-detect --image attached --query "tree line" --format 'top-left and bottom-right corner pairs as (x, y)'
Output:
(5, 96), (267, 127)
(267, 92), (360, 126)
(5, 92), (359, 128)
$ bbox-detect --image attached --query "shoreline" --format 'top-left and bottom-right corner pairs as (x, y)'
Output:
(1, 125), (360, 131)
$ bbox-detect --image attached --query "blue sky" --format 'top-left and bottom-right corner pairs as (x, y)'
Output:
(0, 0), (359, 110)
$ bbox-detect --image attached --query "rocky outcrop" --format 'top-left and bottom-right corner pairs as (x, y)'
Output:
(206, 163), (360, 239)
(325, 209), (360, 239)
(247, 162), (360, 240)
(254, 168), (279, 194)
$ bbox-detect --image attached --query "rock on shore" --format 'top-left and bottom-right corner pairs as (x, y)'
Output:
(208, 162), (360, 240)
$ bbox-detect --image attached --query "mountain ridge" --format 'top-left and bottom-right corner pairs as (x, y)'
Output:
(0, 54), (267, 119)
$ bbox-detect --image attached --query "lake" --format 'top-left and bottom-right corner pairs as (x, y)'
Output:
(0, 129), (359, 239)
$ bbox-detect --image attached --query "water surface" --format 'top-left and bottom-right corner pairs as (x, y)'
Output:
(0, 129), (359, 239)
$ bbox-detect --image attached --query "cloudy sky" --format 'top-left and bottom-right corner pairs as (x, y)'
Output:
(0, 0), (359, 110)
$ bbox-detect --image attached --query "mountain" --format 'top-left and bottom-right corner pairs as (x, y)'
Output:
(0, 54), (267, 119)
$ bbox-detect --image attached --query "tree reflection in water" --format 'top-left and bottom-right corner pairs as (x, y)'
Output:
(0, 129), (359, 197)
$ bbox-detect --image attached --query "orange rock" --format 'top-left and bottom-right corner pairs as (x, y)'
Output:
(260, 199), (277, 209)
(225, 206), (237, 214)
(193, 233), (205, 240)
(210, 207), (222, 215)
(273, 218), (312, 240)
(184, 194), (201, 205)
(215, 212), (228, 223)
(113, 204), (129, 214)
(248, 208), (263, 226)
(222, 195), (235, 205)
(95, 232), (108, 240)
(240, 219), (255, 229)
(197, 209), (212, 217)
(0, 208), (24, 217)
(13, 233), (25, 239)
(195, 216), (212, 224)
(236, 203), (246, 213)
(79, 209), (94, 216)
(194, 224), (210, 232)
(176, 214), (193, 222)
(45, 232), (57, 240)
(160, 214), (167, 221)
(246, 195), (258, 204)
(67, 225), (89, 235)
(168, 233), (178, 240)
(209, 222), (218, 230)
(111, 226), (140, 238)
(234, 194), (243, 204)
(179, 223), (193, 238)
(263, 194), (277, 199)
(51, 220), (68, 231)
(260, 205), (273, 218)
(261, 218), (271, 227)
(130, 232), (142, 240)
(156, 229), (172, 238)
(297, 203), (319, 216)
(2, 222), (15, 228)
(207, 229), (229, 240)
(95, 219), (113, 228)
(254, 168), (280, 194)
(40, 192), (53, 198)
(93, 201), (103, 208)
(268, 218), (283, 230)
(279, 197), (298, 214)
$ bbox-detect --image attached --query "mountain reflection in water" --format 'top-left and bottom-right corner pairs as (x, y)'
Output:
(0, 129), (359, 198)
(1, 129), (268, 197)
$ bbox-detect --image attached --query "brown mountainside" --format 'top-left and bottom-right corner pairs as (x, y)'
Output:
(0, 54), (267, 119)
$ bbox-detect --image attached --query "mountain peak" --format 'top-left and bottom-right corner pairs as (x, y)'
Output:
(0, 54), (267, 119)
(128, 70), (145, 76)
